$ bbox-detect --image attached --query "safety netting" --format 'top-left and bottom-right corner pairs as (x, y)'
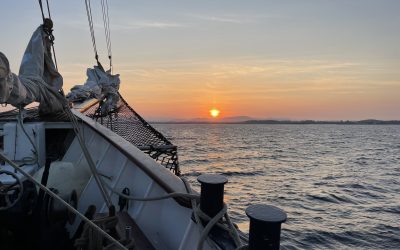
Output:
(82, 93), (180, 176)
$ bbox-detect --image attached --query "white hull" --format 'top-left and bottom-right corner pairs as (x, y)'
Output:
(0, 108), (238, 249)
(67, 110), (213, 249)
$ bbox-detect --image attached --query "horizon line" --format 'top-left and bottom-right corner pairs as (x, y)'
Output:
(149, 118), (400, 124)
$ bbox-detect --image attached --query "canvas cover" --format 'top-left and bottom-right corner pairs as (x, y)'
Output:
(0, 26), (64, 114)
(66, 66), (120, 115)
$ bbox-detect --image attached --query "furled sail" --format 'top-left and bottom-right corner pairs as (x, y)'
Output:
(0, 25), (64, 114)
(66, 66), (120, 116)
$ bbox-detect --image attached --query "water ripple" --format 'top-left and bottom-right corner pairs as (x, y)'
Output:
(154, 124), (400, 249)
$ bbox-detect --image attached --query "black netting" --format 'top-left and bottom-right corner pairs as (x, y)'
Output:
(82, 94), (180, 176)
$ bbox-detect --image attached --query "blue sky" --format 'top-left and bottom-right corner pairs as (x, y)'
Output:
(1, 0), (400, 120)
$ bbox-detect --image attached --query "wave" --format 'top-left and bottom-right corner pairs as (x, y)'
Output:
(283, 227), (400, 249)
(156, 124), (400, 249)
(306, 193), (358, 205)
(182, 170), (264, 177)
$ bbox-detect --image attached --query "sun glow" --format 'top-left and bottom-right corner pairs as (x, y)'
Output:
(210, 108), (220, 118)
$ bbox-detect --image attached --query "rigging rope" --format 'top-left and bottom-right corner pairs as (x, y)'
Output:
(37, 0), (115, 210)
(37, 0), (59, 70)
(0, 152), (128, 250)
(45, 0), (52, 20)
(102, 176), (245, 249)
(61, 104), (113, 208)
(24, 80), (113, 208)
(84, 0), (100, 66)
(16, 108), (39, 166)
(37, 0), (46, 22)
(100, 0), (113, 72)
(85, 0), (113, 71)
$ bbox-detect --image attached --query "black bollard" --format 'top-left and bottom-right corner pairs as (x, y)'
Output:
(246, 204), (287, 250)
(197, 174), (228, 218)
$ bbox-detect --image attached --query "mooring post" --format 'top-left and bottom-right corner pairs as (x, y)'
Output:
(197, 174), (228, 217)
(246, 204), (287, 250)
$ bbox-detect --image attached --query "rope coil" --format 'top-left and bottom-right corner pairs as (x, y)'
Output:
(102, 177), (245, 249)
(75, 215), (135, 250)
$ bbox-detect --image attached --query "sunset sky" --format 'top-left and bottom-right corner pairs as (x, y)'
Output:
(1, 0), (399, 120)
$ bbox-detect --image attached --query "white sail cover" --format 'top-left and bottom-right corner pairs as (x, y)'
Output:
(66, 66), (120, 115)
(0, 26), (64, 114)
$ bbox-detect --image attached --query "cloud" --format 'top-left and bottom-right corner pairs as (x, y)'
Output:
(187, 14), (247, 24)
(111, 21), (186, 30)
(110, 57), (400, 102)
(208, 59), (371, 80)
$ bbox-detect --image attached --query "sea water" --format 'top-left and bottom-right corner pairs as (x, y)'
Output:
(154, 124), (400, 249)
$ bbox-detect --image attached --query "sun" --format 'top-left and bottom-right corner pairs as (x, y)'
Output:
(210, 108), (220, 118)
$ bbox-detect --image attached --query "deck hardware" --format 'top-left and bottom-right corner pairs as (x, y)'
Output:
(118, 187), (130, 211)
(0, 152), (127, 249)
(197, 174), (228, 218)
(46, 189), (78, 225)
(0, 170), (24, 210)
(125, 226), (132, 240)
(245, 204), (287, 250)
(37, 157), (57, 212)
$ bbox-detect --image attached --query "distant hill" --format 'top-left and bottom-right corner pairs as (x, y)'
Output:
(152, 116), (256, 123)
(244, 119), (400, 125)
(151, 117), (400, 125)
(220, 116), (254, 122)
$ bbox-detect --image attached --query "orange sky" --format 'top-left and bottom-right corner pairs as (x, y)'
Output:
(111, 58), (400, 120)
(2, 1), (400, 120)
